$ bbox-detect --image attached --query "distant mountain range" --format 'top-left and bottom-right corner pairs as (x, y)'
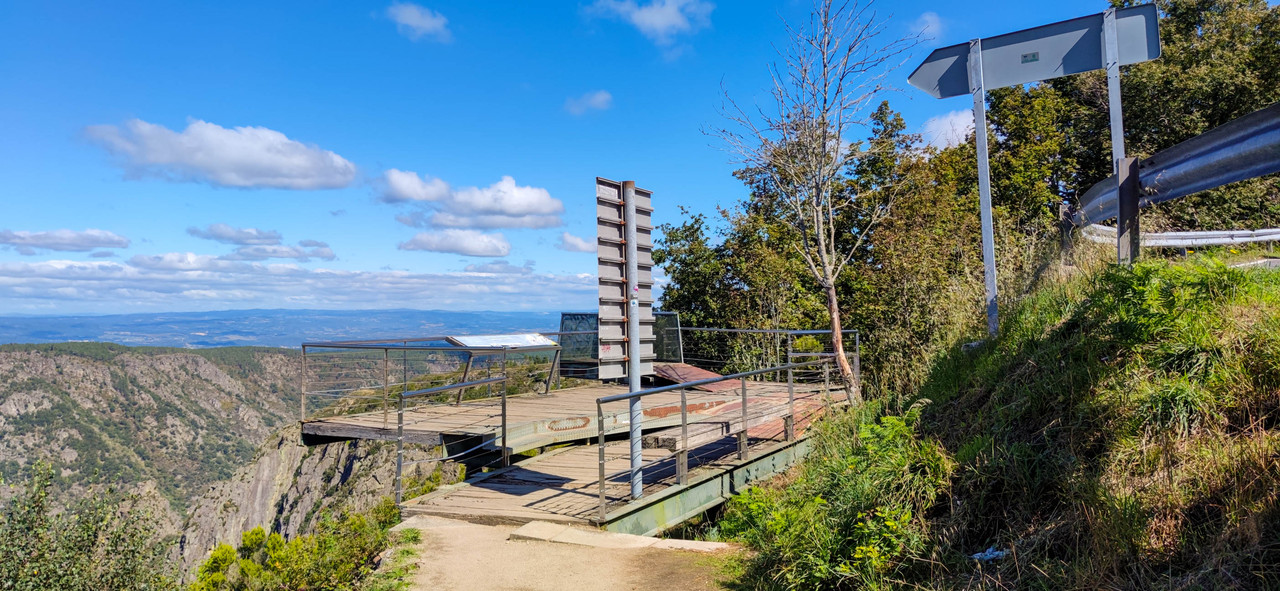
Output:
(0, 309), (569, 348)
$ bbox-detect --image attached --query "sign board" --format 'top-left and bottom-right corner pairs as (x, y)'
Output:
(595, 178), (655, 380)
(447, 334), (557, 348)
(908, 3), (1160, 99)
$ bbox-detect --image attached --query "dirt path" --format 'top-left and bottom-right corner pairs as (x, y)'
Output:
(401, 516), (727, 591)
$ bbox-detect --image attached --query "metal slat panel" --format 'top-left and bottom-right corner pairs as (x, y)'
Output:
(597, 177), (656, 380)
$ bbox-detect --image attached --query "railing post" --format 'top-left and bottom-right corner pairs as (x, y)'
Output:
(823, 363), (831, 398)
(300, 345), (308, 421)
(1117, 156), (1141, 265)
(785, 364), (795, 441)
(597, 401), (607, 522)
(501, 347), (510, 468)
(395, 389), (405, 506)
(738, 377), (749, 461)
(853, 331), (862, 403)
(678, 388), (688, 486)
(382, 348), (389, 429)
(545, 348), (561, 395)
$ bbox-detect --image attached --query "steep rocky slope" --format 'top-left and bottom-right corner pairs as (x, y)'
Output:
(0, 343), (299, 506)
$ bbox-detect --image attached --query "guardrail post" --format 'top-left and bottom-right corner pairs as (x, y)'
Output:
(597, 401), (607, 522)
(738, 378), (749, 461)
(546, 348), (561, 394)
(677, 388), (688, 485)
(1117, 156), (1141, 265)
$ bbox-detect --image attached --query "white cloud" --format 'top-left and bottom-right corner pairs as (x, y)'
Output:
(398, 229), (511, 257)
(0, 256), (596, 314)
(464, 260), (534, 274)
(85, 118), (356, 189)
(565, 90), (613, 115)
(382, 171), (564, 229)
(590, 0), (714, 46)
(556, 232), (595, 253)
(0, 229), (130, 254)
(187, 223), (282, 246)
(387, 2), (452, 42)
(913, 11), (943, 43)
(221, 244), (336, 262)
(921, 109), (973, 150)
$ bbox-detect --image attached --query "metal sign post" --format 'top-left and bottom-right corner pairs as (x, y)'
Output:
(968, 38), (1000, 336)
(908, 4), (1161, 331)
(595, 177), (655, 500)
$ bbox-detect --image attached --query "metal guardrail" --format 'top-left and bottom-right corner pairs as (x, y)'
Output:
(1081, 224), (1280, 248)
(1073, 101), (1280, 227)
(593, 357), (843, 520)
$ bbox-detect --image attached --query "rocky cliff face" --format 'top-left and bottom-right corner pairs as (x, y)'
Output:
(175, 426), (452, 570)
(0, 344), (298, 505)
(0, 342), (456, 575)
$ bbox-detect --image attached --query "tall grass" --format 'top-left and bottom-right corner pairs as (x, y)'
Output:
(721, 258), (1280, 589)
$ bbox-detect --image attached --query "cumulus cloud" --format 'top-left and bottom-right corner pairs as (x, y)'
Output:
(85, 118), (356, 189)
(0, 256), (595, 314)
(589, 0), (713, 46)
(387, 2), (452, 42)
(382, 171), (563, 229)
(0, 229), (130, 253)
(921, 109), (974, 150)
(913, 11), (943, 43)
(398, 229), (511, 257)
(187, 223), (282, 246)
(565, 90), (613, 115)
(464, 259), (534, 274)
(556, 232), (595, 253)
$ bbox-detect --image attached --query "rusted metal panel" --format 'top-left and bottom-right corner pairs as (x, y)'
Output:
(652, 363), (739, 392)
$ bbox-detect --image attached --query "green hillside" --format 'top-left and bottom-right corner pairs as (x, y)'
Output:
(719, 257), (1280, 589)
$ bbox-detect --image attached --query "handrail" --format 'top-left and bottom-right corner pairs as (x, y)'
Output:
(676, 327), (859, 335)
(400, 375), (509, 399)
(594, 355), (845, 520)
(596, 359), (834, 405)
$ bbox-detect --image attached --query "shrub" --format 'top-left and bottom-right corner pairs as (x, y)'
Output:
(0, 463), (175, 591)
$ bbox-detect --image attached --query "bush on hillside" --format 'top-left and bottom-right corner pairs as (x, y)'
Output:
(190, 498), (400, 591)
(0, 463), (175, 591)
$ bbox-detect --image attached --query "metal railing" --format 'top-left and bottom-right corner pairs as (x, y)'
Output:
(1072, 101), (1280, 227)
(673, 327), (859, 381)
(301, 338), (565, 506)
(1081, 224), (1280, 248)
(592, 356), (847, 521)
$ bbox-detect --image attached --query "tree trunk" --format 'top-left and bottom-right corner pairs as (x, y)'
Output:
(825, 283), (861, 404)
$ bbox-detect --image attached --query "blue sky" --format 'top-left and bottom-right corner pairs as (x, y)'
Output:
(0, 0), (1107, 315)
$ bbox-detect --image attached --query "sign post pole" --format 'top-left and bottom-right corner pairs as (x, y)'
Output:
(622, 181), (644, 500)
(968, 38), (1000, 336)
(1103, 7), (1137, 264)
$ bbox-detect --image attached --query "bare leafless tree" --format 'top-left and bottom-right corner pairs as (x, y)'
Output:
(708, 0), (916, 402)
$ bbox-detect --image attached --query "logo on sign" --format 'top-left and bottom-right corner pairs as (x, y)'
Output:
(1021, 52), (1040, 64)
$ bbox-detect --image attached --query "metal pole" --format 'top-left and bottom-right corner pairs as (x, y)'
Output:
(853, 331), (861, 403)
(382, 348), (389, 429)
(969, 37), (999, 336)
(545, 348), (561, 394)
(738, 377), (749, 461)
(1103, 7), (1127, 175)
(623, 180), (643, 500)
(1117, 157), (1141, 264)
(678, 388), (688, 485)
(597, 401), (607, 521)
(501, 347), (510, 468)
(395, 386), (405, 506)
(786, 363), (795, 441)
(300, 345), (308, 421)
(456, 353), (474, 405)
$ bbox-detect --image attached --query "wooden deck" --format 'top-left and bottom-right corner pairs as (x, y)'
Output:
(400, 389), (831, 526)
(302, 380), (833, 454)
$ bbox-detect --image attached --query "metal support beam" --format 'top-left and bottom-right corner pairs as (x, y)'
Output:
(969, 38), (999, 336)
(1117, 157), (1141, 264)
(623, 181), (643, 499)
